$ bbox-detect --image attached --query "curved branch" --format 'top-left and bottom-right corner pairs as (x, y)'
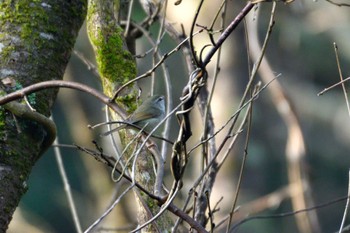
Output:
(4, 101), (57, 155)
(0, 80), (126, 118)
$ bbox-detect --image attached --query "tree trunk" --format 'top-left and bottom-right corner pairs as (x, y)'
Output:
(0, 0), (86, 231)
(86, 0), (172, 231)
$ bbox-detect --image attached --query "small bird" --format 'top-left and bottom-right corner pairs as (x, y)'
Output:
(127, 95), (165, 131)
(103, 95), (165, 135)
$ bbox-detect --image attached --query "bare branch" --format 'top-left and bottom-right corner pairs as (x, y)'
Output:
(0, 80), (126, 118)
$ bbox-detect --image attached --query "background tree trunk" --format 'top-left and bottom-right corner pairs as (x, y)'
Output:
(86, 0), (173, 231)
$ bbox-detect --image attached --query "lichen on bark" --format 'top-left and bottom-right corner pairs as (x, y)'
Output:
(0, 0), (87, 231)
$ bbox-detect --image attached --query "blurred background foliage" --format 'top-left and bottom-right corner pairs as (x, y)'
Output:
(7, 0), (350, 232)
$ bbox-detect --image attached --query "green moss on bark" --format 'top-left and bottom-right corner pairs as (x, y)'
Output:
(0, 0), (87, 230)
(87, 0), (137, 99)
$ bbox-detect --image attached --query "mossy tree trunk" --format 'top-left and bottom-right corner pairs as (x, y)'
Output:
(0, 0), (86, 231)
(87, 0), (173, 231)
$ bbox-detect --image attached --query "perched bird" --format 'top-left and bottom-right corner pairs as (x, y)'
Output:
(103, 95), (165, 135)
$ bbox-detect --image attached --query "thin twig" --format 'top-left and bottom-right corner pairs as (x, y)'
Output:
(111, 130), (143, 183)
(52, 127), (82, 233)
(190, 77), (276, 160)
(333, 42), (350, 117)
(105, 108), (123, 162)
(123, 0), (134, 37)
(189, 0), (206, 67)
(317, 77), (350, 96)
(325, 0), (350, 7)
(201, 0), (227, 167)
(139, 2), (174, 163)
(339, 169), (350, 233)
(230, 195), (350, 232)
(205, 190), (214, 233)
(73, 50), (100, 78)
(151, 0), (168, 95)
(84, 184), (135, 233)
(226, 84), (256, 232)
(207, 0), (226, 46)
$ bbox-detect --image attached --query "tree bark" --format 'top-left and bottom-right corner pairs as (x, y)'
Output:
(0, 0), (86, 231)
(86, 0), (173, 231)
